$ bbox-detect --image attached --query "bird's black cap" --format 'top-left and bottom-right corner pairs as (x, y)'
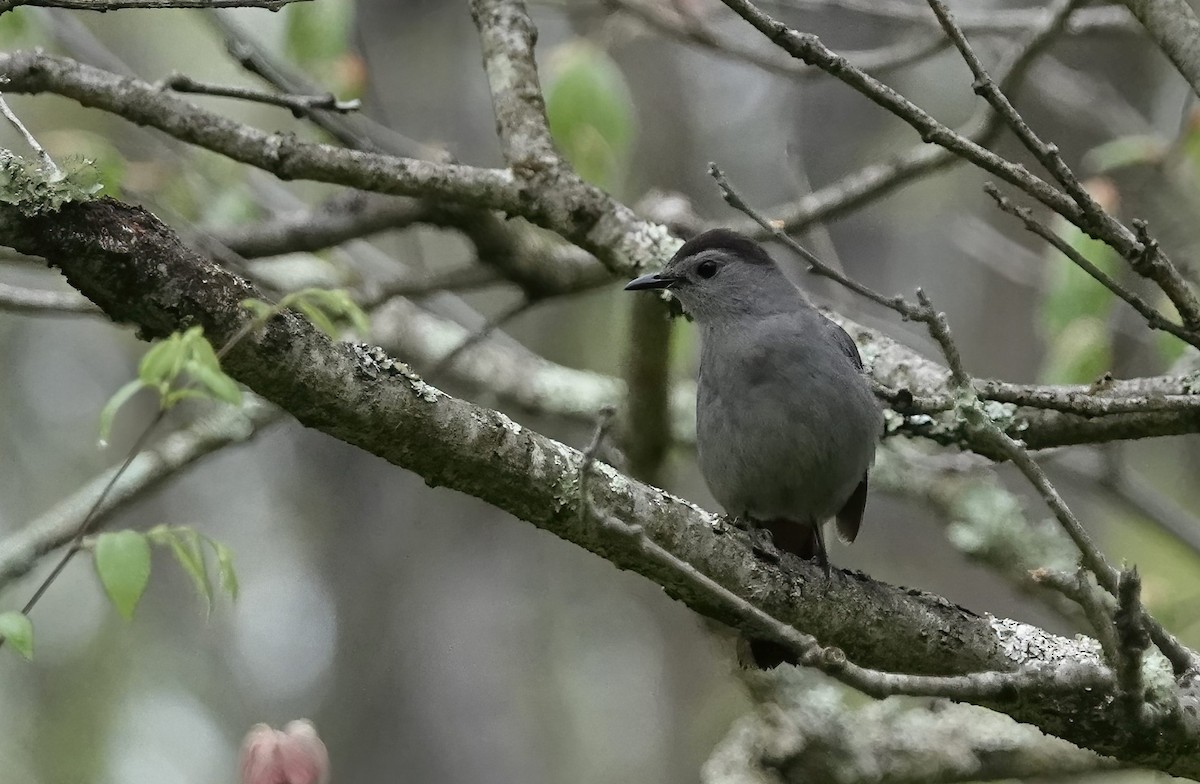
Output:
(671, 228), (773, 265)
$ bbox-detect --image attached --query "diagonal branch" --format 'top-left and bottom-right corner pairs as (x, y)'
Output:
(733, 0), (1079, 236)
(927, 0), (1200, 335)
(1120, 0), (1200, 101)
(0, 48), (676, 273)
(470, 0), (558, 172)
(0, 0), (304, 10)
(0, 52), (521, 216)
(715, 0), (1193, 305)
(5, 195), (1200, 773)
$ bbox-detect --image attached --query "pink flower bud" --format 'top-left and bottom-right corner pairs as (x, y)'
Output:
(239, 720), (329, 784)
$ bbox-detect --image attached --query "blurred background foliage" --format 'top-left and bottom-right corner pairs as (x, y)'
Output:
(2, 1), (1200, 782)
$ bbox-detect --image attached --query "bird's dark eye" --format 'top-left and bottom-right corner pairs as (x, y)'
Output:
(696, 260), (719, 279)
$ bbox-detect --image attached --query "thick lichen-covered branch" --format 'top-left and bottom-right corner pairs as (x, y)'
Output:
(3, 197), (1200, 775)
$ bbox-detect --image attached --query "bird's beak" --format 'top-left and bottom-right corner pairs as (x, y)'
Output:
(624, 272), (677, 291)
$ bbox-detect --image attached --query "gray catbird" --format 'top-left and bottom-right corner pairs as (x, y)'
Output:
(625, 228), (881, 572)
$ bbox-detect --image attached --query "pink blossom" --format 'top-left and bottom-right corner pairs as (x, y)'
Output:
(239, 720), (330, 784)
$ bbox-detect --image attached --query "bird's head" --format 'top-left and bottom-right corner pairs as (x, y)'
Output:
(624, 228), (798, 323)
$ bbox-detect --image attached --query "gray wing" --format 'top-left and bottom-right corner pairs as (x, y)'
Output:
(824, 317), (864, 371)
(825, 316), (870, 543)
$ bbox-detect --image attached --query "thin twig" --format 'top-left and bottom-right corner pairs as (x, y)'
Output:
(751, 0), (1137, 36)
(926, 0), (1102, 223)
(428, 298), (536, 377)
(0, 0), (304, 9)
(159, 73), (361, 118)
(609, 0), (950, 80)
(0, 281), (98, 314)
(755, 0), (1079, 236)
(984, 185), (1199, 348)
(711, 164), (907, 312)
(208, 11), (435, 159)
(2, 302), (267, 647)
(1, 409), (166, 651)
(1031, 567), (1119, 660)
(926, 0), (1200, 333)
(716, 0), (1197, 321)
(1114, 567), (1151, 717)
(0, 93), (60, 178)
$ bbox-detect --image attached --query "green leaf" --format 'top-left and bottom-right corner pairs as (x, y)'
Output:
(1041, 316), (1112, 385)
(145, 524), (174, 546)
(1082, 135), (1165, 174)
(191, 365), (243, 406)
(0, 8), (36, 46)
(545, 41), (635, 190)
(285, 0), (353, 66)
(162, 527), (212, 612)
(242, 298), (278, 323)
(0, 611), (34, 660)
(139, 332), (185, 388)
(98, 379), (146, 447)
(185, 351), (243, 405)
(209, 539), (239, 600)
(162, 387), (219, 408)
(94, 531), (152, 621)
(282, 288), (369, 338)
(295, 301), (340, 338)
(1040, 220), (1119, 336)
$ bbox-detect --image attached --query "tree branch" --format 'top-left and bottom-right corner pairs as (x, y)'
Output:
(0, 0), (304, 10)
(0, 394), (282, 586)
(5, 196), (1199, 773)
(715, 0), (1190, 304)
(1120, 0), (1200, 101)
(0, 48), (678, 273)
(704, 689), (1117, 784)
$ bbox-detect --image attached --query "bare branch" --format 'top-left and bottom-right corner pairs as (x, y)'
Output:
(706, 691), (1117, 784)
(0, 51), (523, 217)
(1120, 0), (1200, 100)
(736, 0), (1078, 236)
(927, 0), (1200, 333)
(0, 280), (97, 314)
(207, 11), (436, 160)
(159, 72), (361, 118)
(715, 0), (1193, 304)
(428, 297), (534, 377)
(0, 0), (304, 10)
(0, 93), (60, 178)
(216, 193), (432, 259)
(0, 395), (282, 587)
(1114, 567), (1152, 717)
(470, 0), (558, 172)
(984, 184), (1197, 347)
(609, 0), (949, 80)
(752, 0), (1137, 36)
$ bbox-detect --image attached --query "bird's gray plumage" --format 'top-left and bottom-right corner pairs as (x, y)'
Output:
(625, 228), (881, 570)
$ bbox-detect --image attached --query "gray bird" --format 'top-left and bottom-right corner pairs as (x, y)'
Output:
(625, 229), (881, 572)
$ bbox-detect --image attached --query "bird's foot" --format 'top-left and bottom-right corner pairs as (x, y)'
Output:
(739, 518), (781, 564)
(727, 515), (752, 532)
(812, 525), (832, 578)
